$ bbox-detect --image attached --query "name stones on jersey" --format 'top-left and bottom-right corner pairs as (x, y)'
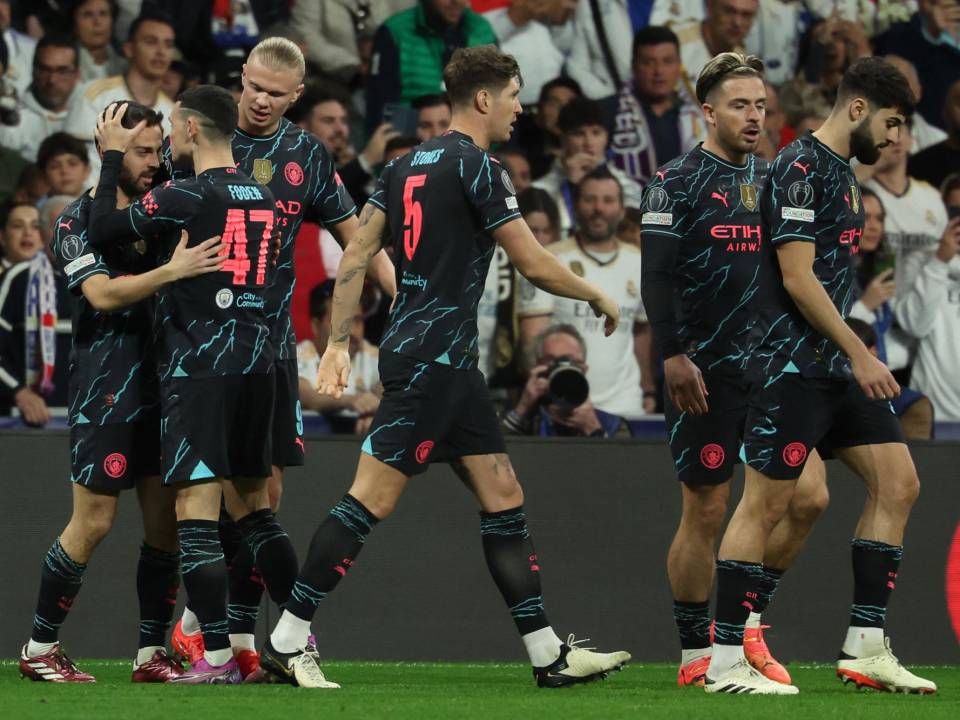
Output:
(252, 158), (273, 184)
(740, 183), (757, 211)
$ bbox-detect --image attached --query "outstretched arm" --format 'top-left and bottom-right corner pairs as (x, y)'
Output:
(328, 213), (397, 299)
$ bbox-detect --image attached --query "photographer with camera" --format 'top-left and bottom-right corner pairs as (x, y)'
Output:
(502, 323), (628, 438)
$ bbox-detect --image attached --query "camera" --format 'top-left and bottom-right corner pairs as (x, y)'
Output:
(540, 356), (589, 411)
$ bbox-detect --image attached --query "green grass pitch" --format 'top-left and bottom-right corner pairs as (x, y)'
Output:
(2, 660), (957, 720)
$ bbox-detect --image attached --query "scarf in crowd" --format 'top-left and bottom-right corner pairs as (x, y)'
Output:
(608, 82), (704, 188)
(24, 251), (57, 396)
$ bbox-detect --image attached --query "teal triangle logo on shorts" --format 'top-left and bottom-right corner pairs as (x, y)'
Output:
(782, 360), (800, 373)
(190, 460), (215, 480)
(435, 352), (451, 365)
(173, 365), (188, 378)
(75, 412), (91, 424)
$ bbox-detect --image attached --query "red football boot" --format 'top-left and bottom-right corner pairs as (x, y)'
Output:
(676, 655), (711, 687)
(132, 650), (185, 682)
(171, 619), (205, 665)
(20, 644), (96, 683)
(744, 625), (792, 684)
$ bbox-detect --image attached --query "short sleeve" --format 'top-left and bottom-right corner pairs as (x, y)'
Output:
(517, 273), (555, 318)
(125, 181), (192, 239)
(463, 152), (522, 231)
(51, 212), (107, 293)
(368, 159), (394, 212)
(761, 152), (823, 245)
(308, 141), (357, 225)
(639, 167), (692, 239)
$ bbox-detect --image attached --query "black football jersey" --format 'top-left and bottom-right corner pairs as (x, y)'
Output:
(641, 145), (768, 373)
(370, 130), (521, 370)
(749, 132), (864, 380)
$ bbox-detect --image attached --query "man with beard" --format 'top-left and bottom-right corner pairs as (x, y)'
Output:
(18, 102), (222, 684)
(708, 57), (935, 695)
(641, 53), (828, 694)
(161, 37), (395, 680)
(519, 166), (654, 419)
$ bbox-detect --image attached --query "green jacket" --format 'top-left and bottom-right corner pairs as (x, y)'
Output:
(365, 2), (497, 135)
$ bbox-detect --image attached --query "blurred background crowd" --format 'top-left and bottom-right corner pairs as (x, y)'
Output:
(0, 0), (958, 439)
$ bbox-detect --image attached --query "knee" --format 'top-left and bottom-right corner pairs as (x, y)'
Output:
(756, 491), (794, 532)
(268, 472), (283, 513)
(73, 507), (115, 545)
(487, 461), (524, 511)
(681, 490), (728, 537)
(882, 469), (920, 512)
(357, 492), (398, 521)
(789, 484), (830, 526)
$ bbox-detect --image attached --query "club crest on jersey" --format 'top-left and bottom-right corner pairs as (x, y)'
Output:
(252, 158), (273, 184)
(626, 280), (638, 297)
(740, 184), (758, 211)
(215, 288), (234, 309)
(285, 161), (304, 186)
(850, 185), (860, 213)
(645, 186), (670, 213)
(569, 260), (585, 277)
(787, 180), (814, 208)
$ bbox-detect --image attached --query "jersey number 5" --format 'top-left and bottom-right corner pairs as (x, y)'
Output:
(220, 208), (274, 286)
(402, 174), (427, 261)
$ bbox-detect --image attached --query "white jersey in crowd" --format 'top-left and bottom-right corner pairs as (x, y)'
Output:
(0, 87), (75, 162)
(864, 177), (948, 295)
(485, 9), (570, 106)
(297, 339), (380, 419)
(64, 76), (174, 181)
(476, 246), (512, 380)
(518, 237), (647, 419)
(895, 255), (960, 422)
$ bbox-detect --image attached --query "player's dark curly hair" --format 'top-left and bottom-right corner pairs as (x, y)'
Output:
(837, 57), (914, 116)
(443, 45), (523, 108)
(695, 52), (765, 104)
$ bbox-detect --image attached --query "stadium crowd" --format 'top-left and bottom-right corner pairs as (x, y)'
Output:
(1, 0), (959, 436)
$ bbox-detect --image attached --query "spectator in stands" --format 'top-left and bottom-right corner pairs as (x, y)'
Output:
(874, 0), (960, 133)
(675, 0), (759, 85)
(496, 145), (532, 195)
(297, 280), (381, 435)
(384, 134), (419, 162)
(37, 132), (90, 200)
(413, 92), (451, 141)
(159, 59), (200, 102)
(849, 188), (900, 368)
(742, 0), (804, 86)
(533, 97), (643, 233)
(756, 80), (784, 161)
(884, 55), (947, 152)
(605, 26), (705, 189)
(38, 194), (74, 247)
(71, 0), (125, 83)
(909, 78), (960, 190)
(617, 206), (642, 248)
(365, 0), (497, 134)
(944, 172), (960, 209)
(0, 200), (41, 268)
(502, 323), (628, 437)
(486, 0), (575, 104)
(846, 318), (934, 440)
(0, 34), (81, 163)
(510, 76), (581, 179)
(520, 167), (653, 419)
(567, 0), (700, 99)
(0, 201), (72, 423)
(290, 0), (403, 85)
(895, 210), (960, 422)
(0, 0), (37, 95)
(12, 165), (49, 207)
(64, 10), (175, 179)
(864, 119), (949, 298)
(518, 187), (560, 247)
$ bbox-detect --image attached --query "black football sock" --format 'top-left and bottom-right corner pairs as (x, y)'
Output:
(237, 508), (298, 608)
(178, 520), (230, 652)
(31, 538), (87, 644)
(849, 538), (902, 628)
(751, 566), (784, 616)
(480, 506), (550, 636)
(673, 600), (711, 650)
(136, 543), (180, 649)
(220, 515), (262, 636)
(285, 495), (378, 622)
(713, 560), (764, 646)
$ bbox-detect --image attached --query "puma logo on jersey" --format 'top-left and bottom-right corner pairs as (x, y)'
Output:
(711, 191), (729, 208)
(792, 161), (811, 175)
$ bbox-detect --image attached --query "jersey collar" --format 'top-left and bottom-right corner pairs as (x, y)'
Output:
(696, 143), (750, 171)
(807, 130), (851, 167)
(574, 236), (620, 267)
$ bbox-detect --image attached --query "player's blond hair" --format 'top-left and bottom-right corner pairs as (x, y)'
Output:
(248, 37), (305, 79)
(696, 52), (765, 104)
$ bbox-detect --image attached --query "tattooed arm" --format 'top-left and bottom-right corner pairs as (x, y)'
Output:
(328, 213), (397, 299)
(315, 203), (389, 398)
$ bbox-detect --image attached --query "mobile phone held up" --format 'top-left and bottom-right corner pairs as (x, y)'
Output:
(383, 103), (419, 138)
